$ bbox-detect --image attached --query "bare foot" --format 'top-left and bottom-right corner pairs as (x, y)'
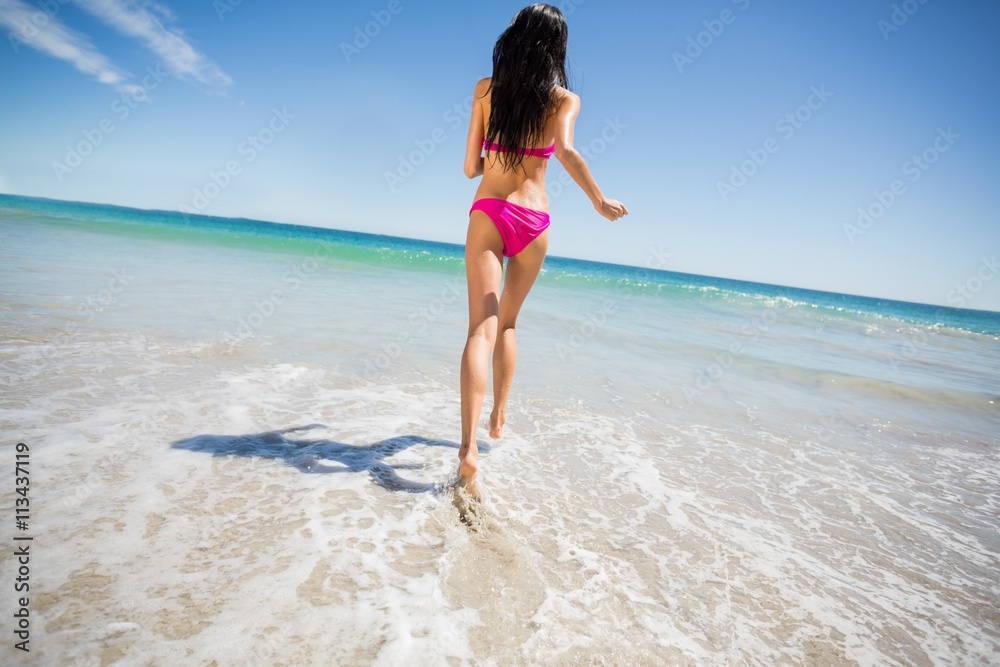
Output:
(457, 445), (480, 499)
(489, 406), (505, 439)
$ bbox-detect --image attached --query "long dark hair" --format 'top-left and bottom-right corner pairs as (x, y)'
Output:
(484, 4), (569, 171)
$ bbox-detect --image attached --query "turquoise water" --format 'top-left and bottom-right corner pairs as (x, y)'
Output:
(1, 193), (998, 665)
(6, 193), (998, 335)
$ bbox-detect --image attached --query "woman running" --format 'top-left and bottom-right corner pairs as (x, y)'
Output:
(458, 4), (628, 496)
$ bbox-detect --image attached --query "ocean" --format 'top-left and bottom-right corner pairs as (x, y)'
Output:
(1, 193), (998, 666)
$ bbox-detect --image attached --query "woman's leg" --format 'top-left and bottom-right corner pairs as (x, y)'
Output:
(490, 228), (549, 439)
(459, 212), (504, 493)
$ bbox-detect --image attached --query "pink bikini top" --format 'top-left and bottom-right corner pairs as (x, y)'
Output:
(483, 139), (555, 160)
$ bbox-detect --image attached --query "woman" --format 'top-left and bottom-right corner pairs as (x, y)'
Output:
(459, 4), (627, 496)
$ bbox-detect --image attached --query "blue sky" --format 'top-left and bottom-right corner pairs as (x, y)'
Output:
(1, 0), (998, 311)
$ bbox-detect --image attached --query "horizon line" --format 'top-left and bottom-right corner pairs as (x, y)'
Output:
(2, 191), (998, 317)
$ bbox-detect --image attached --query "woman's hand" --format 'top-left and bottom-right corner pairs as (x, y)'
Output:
(596, 197), (628, 222)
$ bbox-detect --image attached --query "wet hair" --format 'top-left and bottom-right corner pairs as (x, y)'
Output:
(483, 4), (569, 171)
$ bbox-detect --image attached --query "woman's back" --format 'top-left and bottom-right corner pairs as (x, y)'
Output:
(471, 77), (568, 211)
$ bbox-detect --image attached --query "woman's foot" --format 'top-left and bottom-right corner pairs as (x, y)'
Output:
(489, 406), (505, 439)
(457, 445), (480, 499)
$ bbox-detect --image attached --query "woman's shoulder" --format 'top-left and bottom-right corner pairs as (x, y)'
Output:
(552, 85), (576, 99)
(551, 86), (580, 113)
(474, 77), (492, 97)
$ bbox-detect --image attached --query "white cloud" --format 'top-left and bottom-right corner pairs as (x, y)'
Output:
(0, 0), (231, 93)
(72, 0), (232, 90)
(0, 0), (128, 87)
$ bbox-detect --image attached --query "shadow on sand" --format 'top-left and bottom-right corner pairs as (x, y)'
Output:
(171, 424), (490, 495)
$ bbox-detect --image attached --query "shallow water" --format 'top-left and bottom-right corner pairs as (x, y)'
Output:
(1, 196), (998, 665)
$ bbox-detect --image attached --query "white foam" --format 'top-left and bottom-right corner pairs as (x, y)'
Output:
(3, 213), (999, 664)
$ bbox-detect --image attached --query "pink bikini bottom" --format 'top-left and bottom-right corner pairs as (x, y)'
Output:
(469, 198), (551, 257)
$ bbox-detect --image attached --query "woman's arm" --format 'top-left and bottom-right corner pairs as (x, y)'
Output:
(463, 78), (490, 179)
(552, 91), (628, 222)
